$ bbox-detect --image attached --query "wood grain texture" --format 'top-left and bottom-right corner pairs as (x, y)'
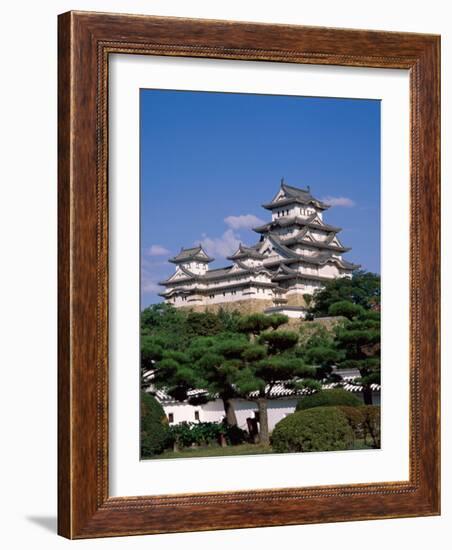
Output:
(57, 11), (440, 539)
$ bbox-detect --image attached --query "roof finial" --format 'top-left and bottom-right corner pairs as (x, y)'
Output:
(307, 185), (311, 193)
(281, 177), (285, 186)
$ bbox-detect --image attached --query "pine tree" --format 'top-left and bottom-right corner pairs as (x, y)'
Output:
(235, 314), (318, 444)
(331, 301), (381, 405)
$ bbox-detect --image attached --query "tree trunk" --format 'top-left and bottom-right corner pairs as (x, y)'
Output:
(222, 397), (238, 427)
(257, 398), (270, 445)
(362, 385), (373, 405)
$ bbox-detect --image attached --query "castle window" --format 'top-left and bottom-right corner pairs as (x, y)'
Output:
(168, 413), (174, 423)
(194, 411), (200, 421)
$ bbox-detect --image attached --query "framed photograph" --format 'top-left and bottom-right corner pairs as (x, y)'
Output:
(58, 11), (440, 538)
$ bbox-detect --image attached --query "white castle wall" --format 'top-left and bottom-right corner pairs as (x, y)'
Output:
(163, 397), (299, 432)
(161, 392), (380, 433)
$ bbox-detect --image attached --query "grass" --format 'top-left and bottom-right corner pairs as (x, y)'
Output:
(148, 443), (274, 459)
(144, 440), (377, 460)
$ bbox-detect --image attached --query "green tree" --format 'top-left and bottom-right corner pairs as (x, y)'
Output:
(332, 302), (381, 404)
(140, 392), (171, 457)
(310, 270), (380, 316)
(188, 333), (251, 426)
(140, 306), (248, 419)
(235, 314), (318, 445)
(298, 323), (342, 381)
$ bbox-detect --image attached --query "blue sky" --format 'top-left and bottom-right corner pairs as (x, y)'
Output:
(140, 89), (380, 308)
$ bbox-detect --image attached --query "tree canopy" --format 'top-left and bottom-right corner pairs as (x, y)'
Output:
(330, 302), (381, 404)
(310, 270), (380, 316)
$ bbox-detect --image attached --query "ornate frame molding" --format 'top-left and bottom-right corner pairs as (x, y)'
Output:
(58, 11), (440, 538)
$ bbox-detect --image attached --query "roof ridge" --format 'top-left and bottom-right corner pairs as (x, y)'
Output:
(282, 182), (311, 195)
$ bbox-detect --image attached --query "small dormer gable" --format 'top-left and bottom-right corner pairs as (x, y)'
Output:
(169, 245), (213, 275)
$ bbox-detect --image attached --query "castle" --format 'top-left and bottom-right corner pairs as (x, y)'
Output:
(159, 181), (359, 317)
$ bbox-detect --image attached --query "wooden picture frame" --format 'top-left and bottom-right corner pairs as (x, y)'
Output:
(58, 11), (440, 539)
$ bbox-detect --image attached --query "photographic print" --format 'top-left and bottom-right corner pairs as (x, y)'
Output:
(140, 89), (381, 460)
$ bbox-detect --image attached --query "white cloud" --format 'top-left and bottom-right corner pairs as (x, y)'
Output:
(141, 257), (168, 296)
(224, 214), (265, 230)
(322, 196), (356, 208)
(141, 278), (161, 293)
(200, 229), (241, 259)
(146, 244), (170, 256)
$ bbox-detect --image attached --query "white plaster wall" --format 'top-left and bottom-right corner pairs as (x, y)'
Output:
(181, 261), (208, 275)
(277, 309), (307, 319)
(163, 397), (301, 432)
(163, 401), (204, 424)
(319, 264), (340, 277)
(309, 229), (329, 240)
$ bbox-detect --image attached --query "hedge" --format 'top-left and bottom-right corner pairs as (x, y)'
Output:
(296, 389), (361, 411)
(362, 405), (380, 448)
(271, 407), (354, 453)
(338, 405), (381, 448)
(169, 421), (247, 448)
(140, 392), (171, 457)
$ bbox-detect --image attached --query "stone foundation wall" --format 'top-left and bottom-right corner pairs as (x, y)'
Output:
(178, 299), (274, 315)
(284, 293), (308, 307)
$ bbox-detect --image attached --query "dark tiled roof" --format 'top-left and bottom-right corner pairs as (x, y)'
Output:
(266, 235), (301, 259)
(227, 244), (264, 261)
(262, 183), (330, 211)
(202, 266), (234, 279)
(264, 249), (359, 270)
(264, 306), (307, 313)
(169, 245), (214, 264)
(253, 213), (341, 234)
(159, 279), (278, 297)
(146, 376), (380, 403)
(282, 234), (350, 252)
(159, 263), (274, 286)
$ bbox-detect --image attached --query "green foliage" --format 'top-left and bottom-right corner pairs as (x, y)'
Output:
(334, 305), (381, 401)
(337, 405), (366, 440)
(296, 323), (342, 381)
(256, 356), (315, 382)
(237, 313), (274, 336)
(169, 421), (247, 448)
(310, 270), (380, 316)
(338, 405), (381, 448)
(362, 406), (381, 448)
(258, 330), (299, 353)
(141, 304), (243, 356)
(225, 424), (248, 445)
(140, 392), (171, 457)
(152, 348), (203, 402)
(296, 389), (362, 411)
(328, 300), (365, 320)
(266, 314), (289, 330)
(271, 407), (354, 453)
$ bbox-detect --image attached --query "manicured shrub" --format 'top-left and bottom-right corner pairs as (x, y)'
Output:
(271, 407), (354, 453)
(362, 406), (381, 448)
(337, 406), (366, 440)
(225, 425), (247, 446)
(169, 422), (225, 448)
(296, 389), (362, 411)
(168, 421), (248, 448)
(140, 392), (171, 457)
(337, 405), (381, 448)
